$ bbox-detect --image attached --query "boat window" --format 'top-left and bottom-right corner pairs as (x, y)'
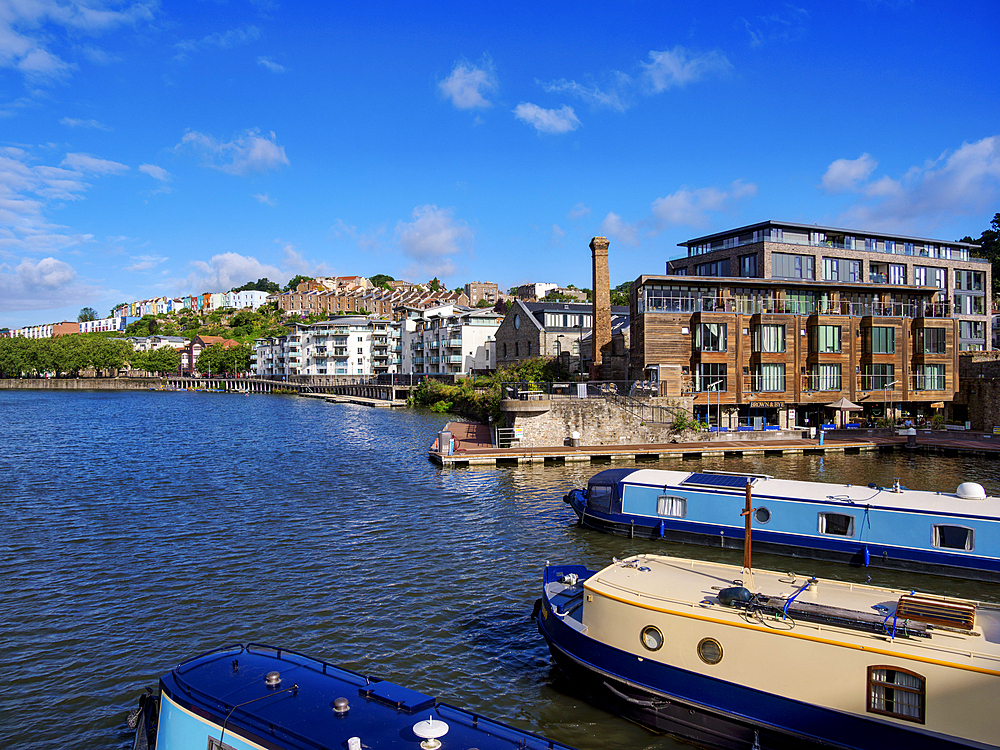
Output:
(933, 525), (974, 551)
(209, 739), (240, 750)
(656, 495), (687, 518)
(697, 638), (723, 665)
(640, 626), (663, 651)
(587, 485), (613, 513)
(867, 667), (925, 723)
(755, 507), (771, 524)
(818, 513), (854, 536)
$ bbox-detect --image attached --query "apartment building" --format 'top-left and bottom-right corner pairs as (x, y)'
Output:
(8, 321), (80, 338)
(403, 304), (502, 375)
(252, 317), (400, 378)
(629, 220), (983, 429)
(464, 281), (500, 306)
(79, 315), (136, 334)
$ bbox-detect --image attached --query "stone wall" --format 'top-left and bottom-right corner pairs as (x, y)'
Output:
(953, 379), (1000, 432)
(0, 377), (161, 390)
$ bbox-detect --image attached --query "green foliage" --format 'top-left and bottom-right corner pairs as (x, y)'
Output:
(670, 411), (702, 432)
(610, 281), (631, 307)
(283, 274), (314, 292)
(475, 299), (494, 308)
(0, 335), (133, 377)
(370, 273), (395, 289)
(545, 292), (580, 302)
(429, 400), (452, 413)
(124, 314), (160, 337)
(196, 342), (252, 374)
(931, 414), (946, 430)
(959, 213), (1000, 292)
(78, 306), (98, 322)
(231, 277), (280, 293)
(428, 277), (442, 291)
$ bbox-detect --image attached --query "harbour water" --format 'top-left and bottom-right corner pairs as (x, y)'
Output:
(3, 390), (1000, 750)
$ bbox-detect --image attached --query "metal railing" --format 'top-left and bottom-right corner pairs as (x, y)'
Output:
(639, 295), (952, 318)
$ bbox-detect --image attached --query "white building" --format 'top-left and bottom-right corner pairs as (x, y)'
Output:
(226, 290), (271, 309)
(403, 304), (502, 375)
(252, 316), (400, 378)
(79, 315), (137, 334)
(125, 335), (188, 352)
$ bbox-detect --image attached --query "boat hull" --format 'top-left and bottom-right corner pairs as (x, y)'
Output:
(537, 565), (990, 750)
(565, 489), (1000, 582)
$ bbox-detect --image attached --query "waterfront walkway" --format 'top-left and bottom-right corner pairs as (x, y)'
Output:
(429, 424), (1000, 467)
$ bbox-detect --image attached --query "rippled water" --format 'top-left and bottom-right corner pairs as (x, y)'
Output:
(3, 390), (1000, 750)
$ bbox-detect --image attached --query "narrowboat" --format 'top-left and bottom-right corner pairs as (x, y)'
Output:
(129, 642), (576, 750)
(564, 468), (1000, 581)
(537, 554), (1000, 749)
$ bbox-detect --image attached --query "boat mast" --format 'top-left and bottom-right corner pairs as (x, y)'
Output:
(741, 478), (754, 580)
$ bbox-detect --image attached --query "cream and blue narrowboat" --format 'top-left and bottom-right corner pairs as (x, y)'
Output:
(564, 468), (1000, 581)
(537, 554), (1000, 749)
(129, 642), (576, 750)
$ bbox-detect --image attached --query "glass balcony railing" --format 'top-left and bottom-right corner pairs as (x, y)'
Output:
(639, 295), (952, 319)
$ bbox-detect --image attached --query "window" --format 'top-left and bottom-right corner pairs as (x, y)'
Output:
(753, 363), (785, 392)
(922, 328), (946, 354)
(696, 323), (727, 352)
(640, 625), (664, 651)
(696, 363), (727, 392)
(772, 252), (814, 280)
(933, 525), (974, 551)
(527, 342), (532, 356)
(823, 257), (839, 281)
(811, 364), (842, 391)
(821, 257), (859, 282)
(866, 327), (895, 354)
(916, 365), (945, 391)
(818, 513), (855, 536)
(810, 326), (842, 353)
(889, 264), (906, 285)
(587, 485), (612, 513)
(697, 638), (723, 665)
(695, 259), (730, 276)
(738, 254), (758, 277)
(656, 495), (687, 518)
(753, 324), (785, 353)
(867, 667), (925, 723)
(865, 364), (895, 390)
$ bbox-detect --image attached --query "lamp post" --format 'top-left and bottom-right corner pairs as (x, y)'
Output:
(706, 378), (723, 431)
(577, 321), (583, 380)
(884, 379), (900, 425)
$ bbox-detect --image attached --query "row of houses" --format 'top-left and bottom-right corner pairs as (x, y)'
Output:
(113, 290), (271, 319)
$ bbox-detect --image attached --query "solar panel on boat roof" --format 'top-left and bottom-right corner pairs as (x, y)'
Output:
(683, 472), (752, 488)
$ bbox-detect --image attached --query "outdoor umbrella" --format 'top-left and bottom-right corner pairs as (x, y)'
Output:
(827, 396), (863, 427)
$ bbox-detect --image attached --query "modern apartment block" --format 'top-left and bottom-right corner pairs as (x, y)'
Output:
(402, 304), (502, 375)
(464, 281), (500, 306)
(252, 317), (400, 378)
(630, 220), (987, 429)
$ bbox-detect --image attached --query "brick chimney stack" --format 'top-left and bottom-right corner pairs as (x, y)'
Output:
(590, 236), (611, 378)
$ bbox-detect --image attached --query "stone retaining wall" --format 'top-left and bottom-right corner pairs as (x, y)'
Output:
(0, 378), (161, 390)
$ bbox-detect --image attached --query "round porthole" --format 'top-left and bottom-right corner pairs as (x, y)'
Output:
(640, 626), (664, 651)
(755, 507), (771, 524)
(697, 638), (723, 665)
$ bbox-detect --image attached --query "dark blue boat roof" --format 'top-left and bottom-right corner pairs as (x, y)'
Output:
(587, 468), (638, 486)
(160, 643), (575, 750)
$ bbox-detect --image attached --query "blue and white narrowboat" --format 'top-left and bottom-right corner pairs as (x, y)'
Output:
(129, 642), (576, 750)
(564, 468), (1000, 581)
(537, 554), (1000, 749)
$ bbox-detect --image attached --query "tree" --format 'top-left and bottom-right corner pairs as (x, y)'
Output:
(370, 274), (394, 289)
(428, 277), (442, 291)
(475, 298), (494, 308)
(232, 277), (280, 293)
(283, 275), (314, 292)
(610, 281), (631, 307)
(145, 347), (181, 375)
(197, 342), (252, 374)
(78, 307), (98, 322)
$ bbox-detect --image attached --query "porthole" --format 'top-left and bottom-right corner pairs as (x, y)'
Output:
(640, 626), (664, 651)
(697, 638), (723, 665)
(755, 507), (771, 524)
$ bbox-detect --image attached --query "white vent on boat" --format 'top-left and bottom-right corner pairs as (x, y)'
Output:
(956, 483), (987, 500)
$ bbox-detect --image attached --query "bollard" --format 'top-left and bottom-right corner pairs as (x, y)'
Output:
(819, 429), (824, 446)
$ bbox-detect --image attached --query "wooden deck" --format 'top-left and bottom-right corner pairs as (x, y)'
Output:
(429, 424), (1000, 467)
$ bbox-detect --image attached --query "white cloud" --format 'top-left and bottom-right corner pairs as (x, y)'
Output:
(184, 252), (284, 292)
(0, 256), (96, 312)
(175, 25), (260, 60)
(61, 152), (129, 175)
(439, 56), (497, 109)
(651, 180), (757, 227)
(548, 223), (566, 247)
(540, 76), (629, 113)
(279, 242), (331, 277)
(254, 192), (276, 206)
(820, 153), (877, 193)
(394, 204), (473, 278)
(139, 163), (170, 181)
(0, 146), (123, 255)
(257, 56), (286, 73)
(60, 117), (111, 131)
(641, 46), (732, 93)
(742, 6), (809, 48)
(567, 202), (591, 220)
(829, 135), (1000, 231)
(600, 212), (641, 247)
(123, 254), (166, 272)
(513, 103), (580, 134)
(176, 128), (289, 176)
(0, 1), (155, 84)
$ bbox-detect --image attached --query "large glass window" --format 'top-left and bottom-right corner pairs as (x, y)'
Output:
(917, 365), (945, 391)
(696, 323), (727, 352)
(866, 327), (895, 354)
(921, 327), (946, 354)
(811, 364), (842, 391)
(738, 254), (758, 277)
(868, 668), (925, 724)
(771, 252), (814, 280)
(810, 325), (842, 353)
(696, 363), (727, 392)
(823, 257), (861, 282)
(695, 259), (730, 277)
(753, 363), (785, 392)
(753, 324), (786, 353)
(865, 364), (895, 390)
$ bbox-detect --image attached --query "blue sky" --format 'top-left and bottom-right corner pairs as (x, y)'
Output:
(1, 1), (998, 328)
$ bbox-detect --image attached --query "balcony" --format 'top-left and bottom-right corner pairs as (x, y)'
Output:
(445, 355), (463, 364)
(444, 338), (462, 347)
(638, 294), (951, 319)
